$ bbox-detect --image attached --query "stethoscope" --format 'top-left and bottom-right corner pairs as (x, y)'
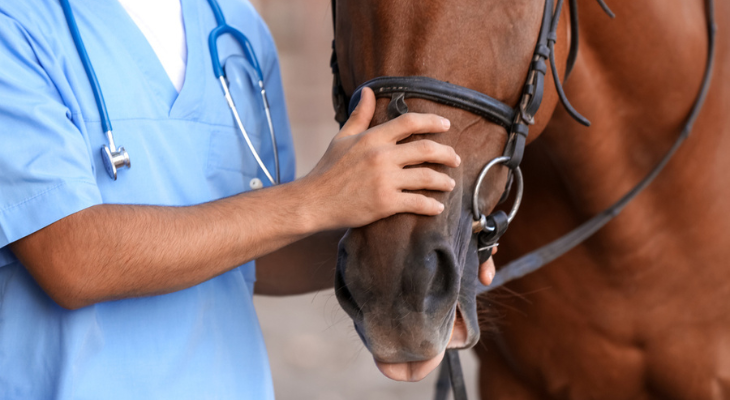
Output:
(59, 0), (281, 185)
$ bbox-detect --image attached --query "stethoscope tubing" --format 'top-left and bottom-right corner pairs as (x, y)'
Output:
(260, 84), (281, 184)
(219, 76), (278, 184)
(59, 0), (113, 135)
(207, 5), (280, 184)
(60, 0), (281, 185)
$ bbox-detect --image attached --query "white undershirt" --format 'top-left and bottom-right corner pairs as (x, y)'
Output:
(118, 0), (188, 92)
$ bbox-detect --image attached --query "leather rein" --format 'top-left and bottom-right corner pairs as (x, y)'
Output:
(330, 0), (717, 398)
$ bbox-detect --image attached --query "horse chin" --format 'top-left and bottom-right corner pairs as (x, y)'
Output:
(373, 304), (476, 382)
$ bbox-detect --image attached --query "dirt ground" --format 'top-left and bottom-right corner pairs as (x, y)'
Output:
(250, 0), (481, 399)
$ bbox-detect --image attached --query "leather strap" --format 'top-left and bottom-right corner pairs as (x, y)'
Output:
(330, 0), (349, 127)
(434, 357), (452, 400)
(448, 350), (468, 400)
(547, 0), (590, 127)
(348, 76), (516, 129)
(331, 42), (349, 127)
(477, 211), (510, 263)
(564, 0), (580, 82)
(596, 0), (616, 18)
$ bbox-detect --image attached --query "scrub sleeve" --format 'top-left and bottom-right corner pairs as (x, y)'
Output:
(0, 13), (102, 266)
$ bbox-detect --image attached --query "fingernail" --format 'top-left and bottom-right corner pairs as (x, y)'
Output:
(456, 155), (461, 166)
(450, 178), (456, 189)
(487, 269), (494, 284)
(438, 203), (445, 212)
(441, 118), (451, 130)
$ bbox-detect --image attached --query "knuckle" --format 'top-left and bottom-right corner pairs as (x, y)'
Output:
(371, 172), (389, 192)
(433, 172), (449, 188)
(399, 113), (419, 130)
(425, 140), (441, 156)
(374, 184), (392, 207)
(418, 168), (435, 182)
(448, 146), (457, 159)
(374, 174), (388, 190)
(426, 170), (449, 188)
(412, 196), (430, 212)
(400, 195), (416, 211)
(417, 140), (434, 156)
(351, 105), (362, 118)
(358, 131), (375, 146)
(366, 148), (385, 166)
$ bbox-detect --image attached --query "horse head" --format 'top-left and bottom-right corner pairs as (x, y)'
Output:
(332, 0), (573, 381)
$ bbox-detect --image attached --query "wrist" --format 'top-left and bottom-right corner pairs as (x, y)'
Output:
(285, 176), (331, 235)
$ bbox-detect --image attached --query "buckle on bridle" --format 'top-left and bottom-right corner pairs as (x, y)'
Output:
(518, 66), (540, 125)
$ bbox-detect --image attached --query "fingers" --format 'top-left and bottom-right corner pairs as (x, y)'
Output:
(383, 113), (451, 143)
(394, 140), (461, 168)
(396, 193), (445, 216)
(398, 168), (455, 192)
(336, 87), (376, 139)
(479, 250), (497, 286)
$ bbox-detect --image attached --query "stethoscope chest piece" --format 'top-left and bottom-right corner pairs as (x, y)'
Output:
(101, 144), (131, 180)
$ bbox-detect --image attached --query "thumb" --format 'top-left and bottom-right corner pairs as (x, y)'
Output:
(479, 259), (496, 286)
(479, 248), (498, 286)
(336, 87), (376, 138)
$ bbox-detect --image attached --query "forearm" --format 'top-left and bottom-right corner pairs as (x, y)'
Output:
(255, 229), (345, 296)
(11, 179), (320, 309)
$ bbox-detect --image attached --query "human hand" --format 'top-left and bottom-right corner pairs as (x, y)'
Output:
(304, 87), (460, 230)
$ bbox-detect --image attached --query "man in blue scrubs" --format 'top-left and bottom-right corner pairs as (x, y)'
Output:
(0, 0), (460, 398)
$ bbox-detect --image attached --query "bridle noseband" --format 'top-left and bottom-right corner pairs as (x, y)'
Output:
(330, 0), (717, 399)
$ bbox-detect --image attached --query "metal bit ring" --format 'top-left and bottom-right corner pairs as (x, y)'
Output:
(472, 156), (524, 232)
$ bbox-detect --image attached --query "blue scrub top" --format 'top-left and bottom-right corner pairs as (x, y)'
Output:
(0, 0), (295, 398)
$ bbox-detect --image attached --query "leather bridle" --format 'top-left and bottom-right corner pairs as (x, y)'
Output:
(330, 0), (717, 398)
(331, 0), (601, 266)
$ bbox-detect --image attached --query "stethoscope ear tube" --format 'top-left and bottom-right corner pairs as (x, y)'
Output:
(208, 1), (280, 185)
(208, 25), (264, 82)
(218, 76), (278, 185)
(259, 84), (280, 184)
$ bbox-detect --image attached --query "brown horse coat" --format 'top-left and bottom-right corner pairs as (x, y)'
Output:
(333, 0), (729, 398)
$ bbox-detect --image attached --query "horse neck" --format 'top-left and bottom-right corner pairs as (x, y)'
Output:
(508, 0), (730, 263)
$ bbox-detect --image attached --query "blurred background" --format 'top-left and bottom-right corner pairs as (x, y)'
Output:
(249, 0), (480, 399)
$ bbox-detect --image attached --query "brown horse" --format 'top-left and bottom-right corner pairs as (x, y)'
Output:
(332, 0), (728, 398)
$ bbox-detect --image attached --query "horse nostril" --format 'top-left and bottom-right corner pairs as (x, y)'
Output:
(403, 248), (457, 313)
(426, 249), (456, 313)
(427, 249), (453, 301)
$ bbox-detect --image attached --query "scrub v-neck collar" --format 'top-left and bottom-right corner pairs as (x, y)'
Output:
(98, 0), (207, 120)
